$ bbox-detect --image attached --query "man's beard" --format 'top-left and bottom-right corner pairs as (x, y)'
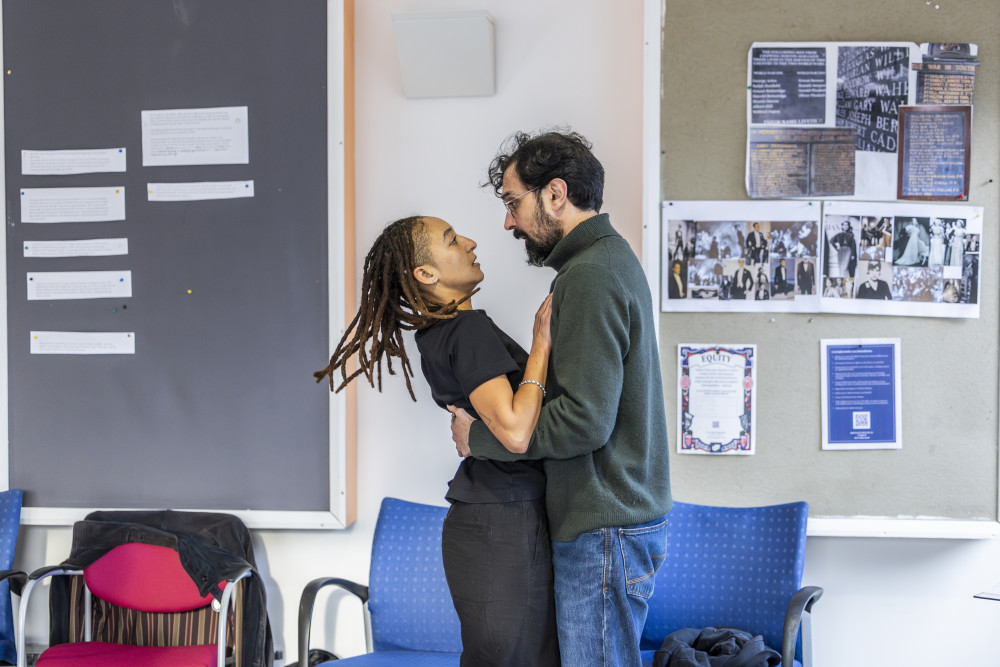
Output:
(514, 208), (563, 267)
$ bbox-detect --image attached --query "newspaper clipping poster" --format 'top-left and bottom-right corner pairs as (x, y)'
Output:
(820, 201), (982, 318)
(747, 42), (920, 200)
(678, 344), (757, 456)
(662, 200), (822, 313)
(662, 200), (982, 318)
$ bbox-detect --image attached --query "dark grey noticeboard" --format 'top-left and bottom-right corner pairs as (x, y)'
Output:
(4, 0), (332, 515)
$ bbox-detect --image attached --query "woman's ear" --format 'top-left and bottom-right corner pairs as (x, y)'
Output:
(413, 265), (438, 286)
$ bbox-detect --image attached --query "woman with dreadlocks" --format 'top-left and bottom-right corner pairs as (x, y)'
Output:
(315, 215), (559, 666)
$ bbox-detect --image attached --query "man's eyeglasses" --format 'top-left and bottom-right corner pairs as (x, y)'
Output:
(503, 186), (541, 217)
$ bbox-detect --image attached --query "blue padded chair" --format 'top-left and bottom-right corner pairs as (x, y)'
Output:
(297, 498), (461, 666)
(640, 501), (822, 667)
(0, 489), (24, 666)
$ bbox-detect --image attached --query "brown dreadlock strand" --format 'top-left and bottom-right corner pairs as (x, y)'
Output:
(314, 216), (479, 401)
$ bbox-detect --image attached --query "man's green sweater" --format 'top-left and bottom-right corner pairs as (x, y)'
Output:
(468, 213), (672, 541)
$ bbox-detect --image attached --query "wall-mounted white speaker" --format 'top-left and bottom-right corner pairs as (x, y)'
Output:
(391, 10), (495, 98)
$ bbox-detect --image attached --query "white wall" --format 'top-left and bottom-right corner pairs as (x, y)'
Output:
(14, 0), (644, 662)
(807, 535), (1000, 664)
(13, 2), (1000, 666)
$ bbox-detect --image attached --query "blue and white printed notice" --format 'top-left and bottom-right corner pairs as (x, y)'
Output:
(820, 338), (902, 450)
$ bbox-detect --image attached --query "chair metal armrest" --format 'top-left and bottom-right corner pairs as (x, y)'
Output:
(297, 577), (369, 667)
(18, 566), (84, 667)
(226, 564), (253, 583)
(781, 585), (824, 667)
(28, 565), (81, 580)
(0, 569), (27, 596)
(216, 567), (254, 667)
(216, 563), (253, 606)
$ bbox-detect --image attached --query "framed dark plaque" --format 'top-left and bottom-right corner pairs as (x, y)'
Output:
(897, 105), (971, 201)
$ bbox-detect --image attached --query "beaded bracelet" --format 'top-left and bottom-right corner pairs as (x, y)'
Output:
(518, 379), (546, 398)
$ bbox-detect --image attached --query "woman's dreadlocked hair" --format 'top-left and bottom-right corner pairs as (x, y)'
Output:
(314, 216), (478, 401)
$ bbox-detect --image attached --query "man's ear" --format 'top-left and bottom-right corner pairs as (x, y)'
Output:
(413, 265), (438, 286)
(543, 178), (570, 214)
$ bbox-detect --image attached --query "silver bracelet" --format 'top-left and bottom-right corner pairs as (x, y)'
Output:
(518, 379), (546, 398)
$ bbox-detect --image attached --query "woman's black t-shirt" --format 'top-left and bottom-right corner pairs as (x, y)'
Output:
(414, 309), (546, 503)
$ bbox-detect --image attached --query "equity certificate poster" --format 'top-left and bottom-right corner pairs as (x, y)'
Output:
(821, 338), (902, 450)
(678, 344), (757, 455)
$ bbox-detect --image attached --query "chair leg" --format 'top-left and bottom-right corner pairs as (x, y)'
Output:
(362, 602), (373, 654)
(16, 579), (41, 667)
(83, 586), (92, 642)
(217, 586), (233, 667)
(217, 571), (250, 666)
(800, 611), (813, 667)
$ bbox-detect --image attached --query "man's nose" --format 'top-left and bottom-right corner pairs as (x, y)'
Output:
(504, 212), (516, 231)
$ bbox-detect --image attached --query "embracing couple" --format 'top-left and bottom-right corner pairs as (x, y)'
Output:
(316, 129), (672, 667)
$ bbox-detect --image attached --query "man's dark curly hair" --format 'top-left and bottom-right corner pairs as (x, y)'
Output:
(486, 130), (604, 213)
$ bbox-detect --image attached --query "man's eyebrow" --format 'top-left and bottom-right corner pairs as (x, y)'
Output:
(443, 227), (455, 242)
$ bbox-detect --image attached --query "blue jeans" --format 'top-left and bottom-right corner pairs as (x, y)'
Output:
(551, 516), (668, 667)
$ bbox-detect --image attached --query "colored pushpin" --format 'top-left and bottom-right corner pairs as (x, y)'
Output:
(187, 289), (193, 294)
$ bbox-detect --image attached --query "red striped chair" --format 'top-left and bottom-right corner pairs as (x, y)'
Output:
(18, 531), (252, 666)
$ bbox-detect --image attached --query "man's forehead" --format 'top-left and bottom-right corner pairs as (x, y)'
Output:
(501, 165), (527, 194)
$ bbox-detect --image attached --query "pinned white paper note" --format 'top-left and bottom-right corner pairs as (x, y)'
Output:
(26, 270), (132, 301)
(141, 106), (249, 166)
(30, 331), (135, 355)
(20, 187), (125, 223)
(21, 148), (127, 175)
(147, 180), (254, 201)
(23, 238), (129, 258)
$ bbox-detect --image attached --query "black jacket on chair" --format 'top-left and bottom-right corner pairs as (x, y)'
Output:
(653, 626), (781, 667)
(49, 510), (273, 666)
